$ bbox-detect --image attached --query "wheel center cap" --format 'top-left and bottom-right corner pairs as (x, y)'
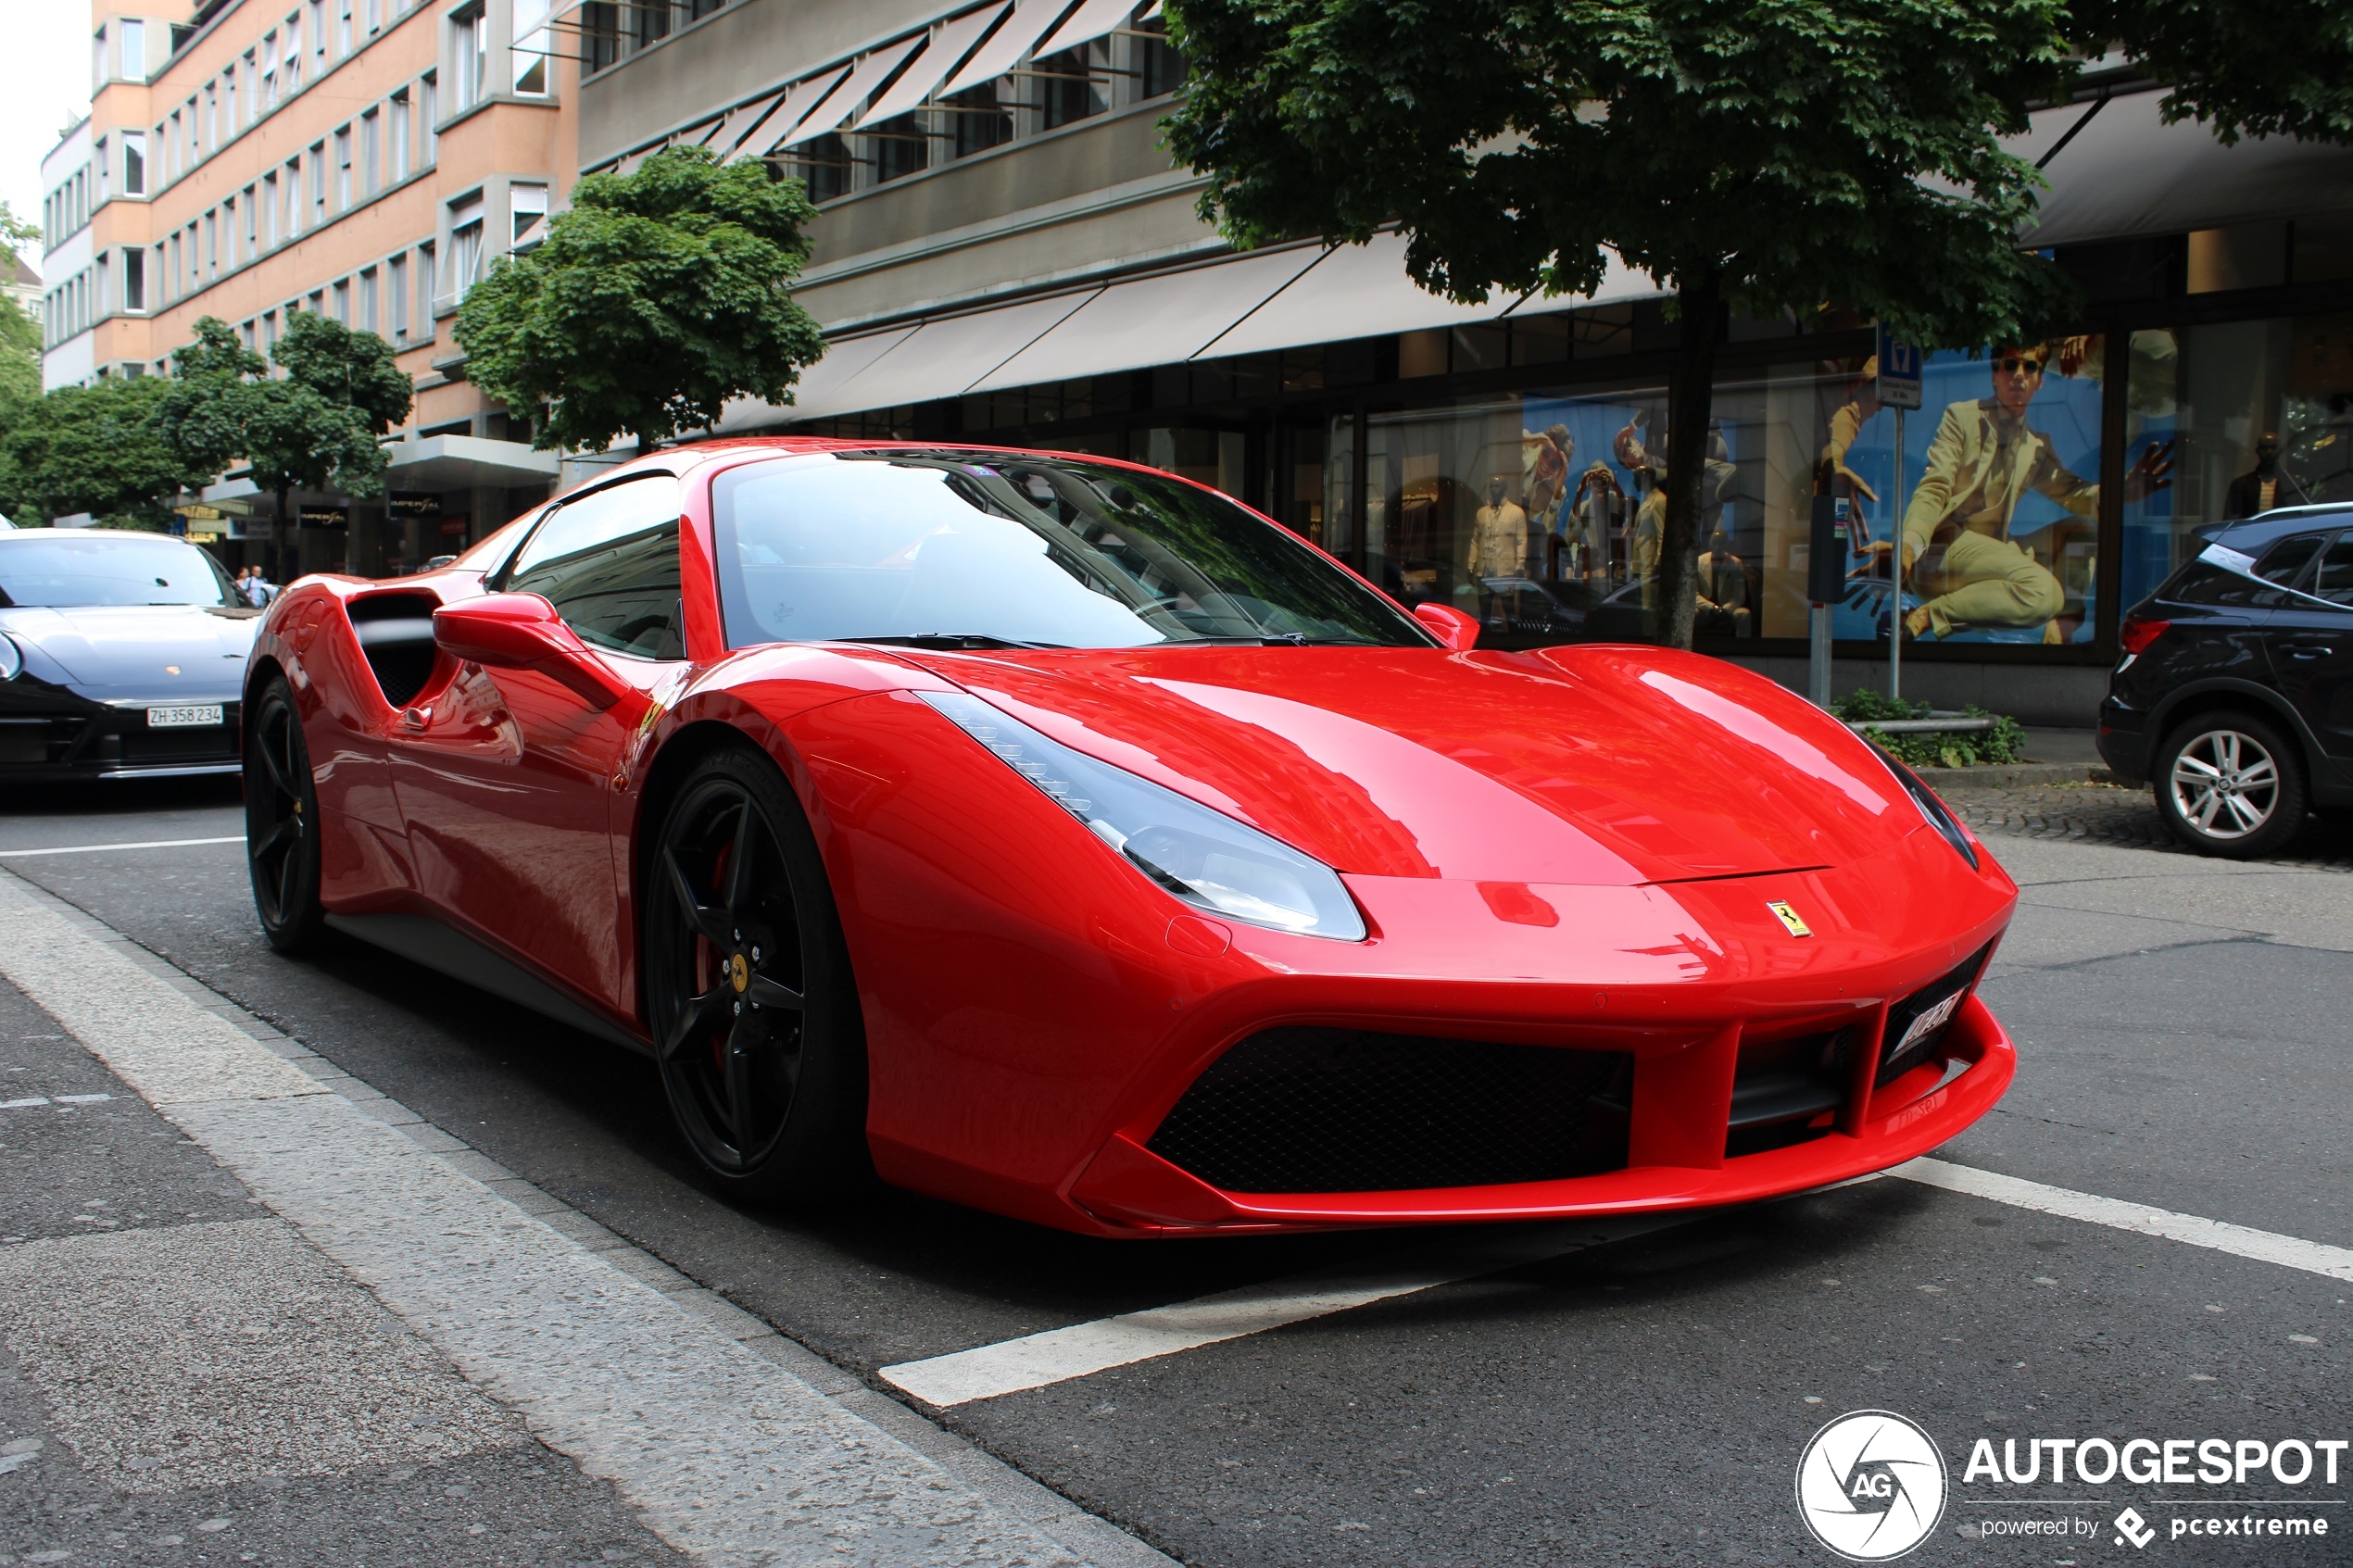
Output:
(728, 952), (749, 994)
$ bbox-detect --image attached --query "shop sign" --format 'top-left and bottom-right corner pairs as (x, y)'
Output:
(174, 503), (223, 521)
(299, 506), (350, 530)
(387, 491), (444, 520)
(437, 516), (470, 536)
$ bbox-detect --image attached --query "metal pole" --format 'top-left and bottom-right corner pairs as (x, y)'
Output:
(1889, 406), (1905, 704)
(1809, 603), (1831, 706)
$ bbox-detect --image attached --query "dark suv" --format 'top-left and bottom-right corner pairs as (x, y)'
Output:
(2100, 505), (2353, 856)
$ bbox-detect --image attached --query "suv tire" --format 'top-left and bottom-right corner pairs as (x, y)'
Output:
(2154, 712), (2308, 859)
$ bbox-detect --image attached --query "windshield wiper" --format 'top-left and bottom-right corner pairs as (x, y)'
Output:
(845, 633), (1069, 651)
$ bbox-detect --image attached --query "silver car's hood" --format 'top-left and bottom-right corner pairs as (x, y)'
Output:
(0, 604), (258, 702)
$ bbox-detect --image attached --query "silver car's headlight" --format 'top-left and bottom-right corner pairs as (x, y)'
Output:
(921, 691), (1367, 940)
(0, 633), (19, 682)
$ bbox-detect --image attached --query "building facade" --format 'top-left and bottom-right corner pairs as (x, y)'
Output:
(570, 0), (2353, 723)
(38, 0), (578, 573)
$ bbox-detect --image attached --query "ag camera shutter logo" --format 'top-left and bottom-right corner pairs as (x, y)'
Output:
(1796, 1410), (1949, 1561)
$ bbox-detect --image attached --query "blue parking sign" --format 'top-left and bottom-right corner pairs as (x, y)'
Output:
(1875, 325), (1922, 409)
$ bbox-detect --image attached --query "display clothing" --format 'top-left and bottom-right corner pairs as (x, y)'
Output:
(1696, 547), (1752, 635)
(1631, 489), (1664, 603)
(1900, 397), (2094, 635)
(1469, 500), (1529, 580)
(2223, 468), (2291, 520)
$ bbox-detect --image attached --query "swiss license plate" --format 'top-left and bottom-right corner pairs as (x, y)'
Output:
(146, 704), (224, 728)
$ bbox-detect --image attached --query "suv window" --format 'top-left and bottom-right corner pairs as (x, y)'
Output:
(505, 475), (685, 659)
(2308, 534), (2353, 605)
(2160, 533), (2331, 609)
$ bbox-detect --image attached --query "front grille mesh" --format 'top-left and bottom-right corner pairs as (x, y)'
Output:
(1147, 1027), (1632, 1194)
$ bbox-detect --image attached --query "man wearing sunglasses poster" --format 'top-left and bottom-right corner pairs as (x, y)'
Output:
(1865, 341), (2169, 642)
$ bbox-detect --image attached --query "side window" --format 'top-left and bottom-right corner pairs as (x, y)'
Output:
(505, 475), (685, 659)
(2305, 534), (2353, 606)
(2256, 533), (2330, 591)
(2161, 563), (2285, 609)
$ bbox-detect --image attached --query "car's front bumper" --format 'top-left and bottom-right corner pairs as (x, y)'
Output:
(0, 685), (242, 782)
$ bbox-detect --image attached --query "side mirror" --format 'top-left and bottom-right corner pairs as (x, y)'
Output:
(434, 592), (632, 709)
(1413, 601), (1480, 652)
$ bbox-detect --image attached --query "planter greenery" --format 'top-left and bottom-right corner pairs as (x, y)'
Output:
(1833, 689), (2027, 770)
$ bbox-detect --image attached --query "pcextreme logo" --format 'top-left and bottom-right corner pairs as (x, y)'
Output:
(1796, 1410), (1949, 1561)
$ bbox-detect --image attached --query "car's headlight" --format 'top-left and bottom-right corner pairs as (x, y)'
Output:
(921, 691), (1367, 940)
(0, 633), (19, 683)
(1869, 743), (1980, 871)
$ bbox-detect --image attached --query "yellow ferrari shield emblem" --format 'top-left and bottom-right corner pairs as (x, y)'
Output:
(1768, 901), (1812, 937)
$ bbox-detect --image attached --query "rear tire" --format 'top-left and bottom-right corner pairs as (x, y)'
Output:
(245, 675), (326, 954)
(2153, 712), (2308, 859)
(641, 746), (872, 1207)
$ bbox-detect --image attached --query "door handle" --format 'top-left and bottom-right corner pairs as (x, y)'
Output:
(2284, 643), (2335, 659)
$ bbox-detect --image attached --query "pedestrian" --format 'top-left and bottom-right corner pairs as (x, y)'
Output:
(245, 567), (276, 608)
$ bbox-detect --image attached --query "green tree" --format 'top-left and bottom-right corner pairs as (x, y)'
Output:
(0, 203), (48, 425)
(0, 376), (201, 528)
(1162, 0), (2353, 649)
(153, 317), (408, 574)
(455, 145), (827, 453)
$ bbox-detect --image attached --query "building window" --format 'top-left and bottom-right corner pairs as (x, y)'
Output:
(123, 248), (144, 311)
(337, 0), (353, 56)
(283, 13), (303, 94)
(118, 132), (144, 196)
(335, 126), (353, 208)
(449, 199), (484, 301)
(262, 171), (279, 245)
(513, 0), (551, 94)
(390, 90), (410, 181)
(221, 200), (236, 269)
(581, 2), (618, 73)
(367, 0), (383, 34)
(243, 320), (257, 349)
(389, 253), (408, 339)
(168, 233), (182, 301)
(309, 143), (326, 227)
(1037, 41), (1109, 132)
(510, 183), (547, 247)
(422, 73), (438, 162)
(225, 64), (239, 130)
(361, 111), (380, 196)
(167, 111), (181, 181)
(453, 7), (485, 108)
(415, 241), (434, 331)
(245, 185), (258, 254)
(120, 19), (145, 79)
(333, 279), (350, 323)
(359, 267), (378, 332)
(945, 83), (1013, 159)
(872, 113), (929, 184)
(786, 133), (851, 204)
(309, 0), (327, 67)
(205, 82), (219, 152)
(263, 309), (277, 350)
(263, 34), (278, 109)
(284, 157), (302, 236)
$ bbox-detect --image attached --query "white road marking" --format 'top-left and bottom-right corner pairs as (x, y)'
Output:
(882, 1213), (1688, 1409)
(0, 836), (243, 859)
(0, 871), (1164, 1568)
(52, 1093), (111, 1104)
(889, 1160), (2353, 1409)
(1894, 1157), (2353, 1284)
(1, 1097), (49, 1109)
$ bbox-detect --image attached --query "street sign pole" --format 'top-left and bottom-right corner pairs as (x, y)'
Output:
(1874, 326), (1923, 704)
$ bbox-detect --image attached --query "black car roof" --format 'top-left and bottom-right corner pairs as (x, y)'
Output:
(2191, 505), (2353, 556)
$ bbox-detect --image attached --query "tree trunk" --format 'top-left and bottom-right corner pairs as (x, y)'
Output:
(1656, 267), (1724, 651)
(274, 480), (291, 583)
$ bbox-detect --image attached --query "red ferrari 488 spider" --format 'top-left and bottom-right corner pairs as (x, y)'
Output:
(244, 439), (2016, 1236)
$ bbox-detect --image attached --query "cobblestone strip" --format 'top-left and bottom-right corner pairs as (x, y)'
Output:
(1951, 781), (2353, 871)
(0, 869), (1171, 1568)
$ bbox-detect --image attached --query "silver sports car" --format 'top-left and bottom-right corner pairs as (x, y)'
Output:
(0, 529), (259, 781)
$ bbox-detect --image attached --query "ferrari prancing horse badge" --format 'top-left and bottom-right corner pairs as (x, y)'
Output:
(1768, 901), (1813, 937)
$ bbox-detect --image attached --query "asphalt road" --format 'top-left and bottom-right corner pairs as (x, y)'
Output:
(1, 774), (2347, 1566)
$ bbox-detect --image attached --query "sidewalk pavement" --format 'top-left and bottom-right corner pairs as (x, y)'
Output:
(0, 867), (1169, 1568)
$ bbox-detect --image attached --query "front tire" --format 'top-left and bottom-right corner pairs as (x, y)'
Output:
(2154, 712), (2308, 859)
(642, 747), (871, 1206)
(245, 674), (326, 954)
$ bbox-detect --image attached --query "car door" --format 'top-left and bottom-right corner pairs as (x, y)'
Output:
(2265, 529), (2353, 785)
(385, 474), (686, 1018)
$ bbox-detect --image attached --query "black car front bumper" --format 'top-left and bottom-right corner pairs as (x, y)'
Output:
(0, 679), (242, 782)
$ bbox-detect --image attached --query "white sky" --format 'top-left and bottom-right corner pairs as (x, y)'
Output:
(1, 3), (98, 280)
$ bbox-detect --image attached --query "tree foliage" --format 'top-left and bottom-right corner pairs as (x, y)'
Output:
(0, 376), (201, 527)
(455, 146), (828, 453)
(1161, 0), (2353, 648)
(153, 316), (408, 562)
(0, 204), (49, 428)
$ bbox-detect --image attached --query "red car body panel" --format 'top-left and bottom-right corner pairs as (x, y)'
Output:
(249, 437), (2018, 1236)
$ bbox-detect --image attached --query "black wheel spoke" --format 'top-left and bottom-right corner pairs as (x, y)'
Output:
(249, 815), (298, 864)
(660, 984), (734, 1061)
(746, 972), (802, 1013)
(724, 1020), (758, 1150)
(722, 799), (758, 917)
(661, 847), (734, 948)
(258, 724), (296, 800)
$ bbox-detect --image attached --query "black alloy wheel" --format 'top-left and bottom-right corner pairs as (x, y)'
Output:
(644, 748), (870, 1205)
(245, 675), (326, 954)
(2154, 712), (2309, 859)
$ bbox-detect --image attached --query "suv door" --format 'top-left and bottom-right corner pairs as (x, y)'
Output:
(387, 474), (686, 1018)
(2265, 530), (2353, 792)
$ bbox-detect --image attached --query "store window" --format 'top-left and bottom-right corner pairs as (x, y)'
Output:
(2120, 314), (2353, 615)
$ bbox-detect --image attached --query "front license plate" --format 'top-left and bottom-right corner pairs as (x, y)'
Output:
(146, 704), (224, 728)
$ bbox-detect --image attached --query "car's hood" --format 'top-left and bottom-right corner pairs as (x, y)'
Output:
(901, 644), (1921, 885)
(0, 604), (258, 699)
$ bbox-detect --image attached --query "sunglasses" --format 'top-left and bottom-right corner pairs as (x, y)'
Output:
(1995, 357), (2046, 375)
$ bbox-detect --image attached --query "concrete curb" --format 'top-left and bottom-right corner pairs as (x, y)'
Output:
(1916, 761), (2120, 791)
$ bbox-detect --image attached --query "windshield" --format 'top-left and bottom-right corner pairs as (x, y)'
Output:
(710, 450), (1429, 650)
(0, 533), (239, 608)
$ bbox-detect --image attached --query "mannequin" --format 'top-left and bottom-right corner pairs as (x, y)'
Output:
(1521, 423), (1574, 535)
(1695, 526), (1752, 636)
(1568, 462), (1622, 584)
(1469, 477), (1529, 581)
(2224, 433), (2305, 519)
